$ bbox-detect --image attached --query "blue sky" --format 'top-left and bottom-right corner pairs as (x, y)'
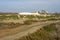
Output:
(0, 0), (60, 12)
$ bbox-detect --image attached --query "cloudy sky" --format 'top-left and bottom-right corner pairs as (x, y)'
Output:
(0, 0), (60, 12)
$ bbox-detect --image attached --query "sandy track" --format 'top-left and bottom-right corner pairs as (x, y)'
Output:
(0, 20), (60, 40)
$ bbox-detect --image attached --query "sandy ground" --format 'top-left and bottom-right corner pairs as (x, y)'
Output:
(0, 20), (60, 40)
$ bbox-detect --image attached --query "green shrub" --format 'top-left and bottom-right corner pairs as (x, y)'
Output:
(24, 20), (33, 25)
(43, 23), (56, 32)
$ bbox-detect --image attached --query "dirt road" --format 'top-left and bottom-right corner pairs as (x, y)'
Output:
(0, 20), (60, 40)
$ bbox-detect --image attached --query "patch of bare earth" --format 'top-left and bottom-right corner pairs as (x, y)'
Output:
(0, 20), (60, 40)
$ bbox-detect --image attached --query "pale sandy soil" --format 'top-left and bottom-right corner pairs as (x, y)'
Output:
(0, 20), (60, 40)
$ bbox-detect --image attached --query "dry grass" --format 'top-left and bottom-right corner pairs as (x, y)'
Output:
(0, 20), (38, 38)
(15, 23), (60, 40)
(0, 22), (24, 37)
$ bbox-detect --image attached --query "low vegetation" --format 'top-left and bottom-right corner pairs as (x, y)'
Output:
(15, 23), (60, 40)
(0, 13), (60, 40)
(0, 13), (60, 20)
(24, 20), (38, 25)
(0, 15), (19, 20)
(43, 23), (56, 32)
(0, 22), (23, 29)
(24, 20), (33, 25)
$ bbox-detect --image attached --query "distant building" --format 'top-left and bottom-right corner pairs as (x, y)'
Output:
(18, 12), (39, 15)
(38, 10), (50, 17)
(40, 10), (48, 13)
(18, 10), (50, 17)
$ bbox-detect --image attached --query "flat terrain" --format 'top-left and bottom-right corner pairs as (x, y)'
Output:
(0, 13), (60, 40)
(0, 20), (60, 40)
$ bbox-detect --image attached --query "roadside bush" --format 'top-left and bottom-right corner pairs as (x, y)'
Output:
(43, 23), (56, 32)
(24, 20), (33, 25)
